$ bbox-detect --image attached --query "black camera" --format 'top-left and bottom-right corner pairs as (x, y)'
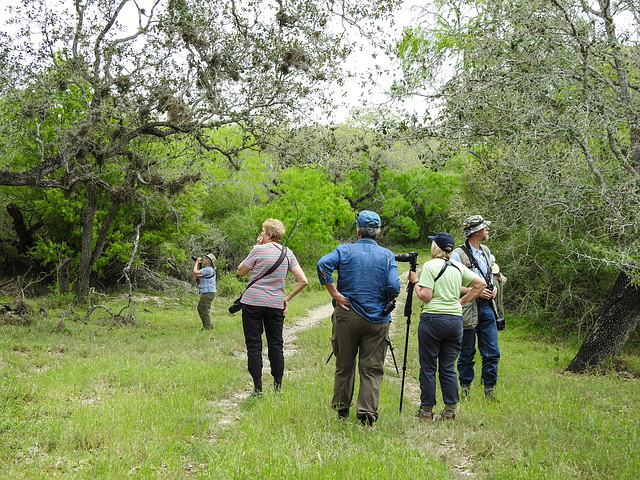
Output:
(191, 255), (198, 261)
(382, 298), (396, 316)
(395, 252), (418, 263)
(228, 297), (242, 314)
(381, 286), (398, 316)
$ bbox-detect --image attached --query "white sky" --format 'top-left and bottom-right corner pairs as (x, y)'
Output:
(329, 0), (429, 123)
(0, 0), (428, 124)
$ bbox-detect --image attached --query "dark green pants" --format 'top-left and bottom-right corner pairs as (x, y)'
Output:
(331, 306), (390, 423)
(197, 292), (215, 329)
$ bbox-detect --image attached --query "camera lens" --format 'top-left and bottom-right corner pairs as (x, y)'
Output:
(191, 255), (198, 261)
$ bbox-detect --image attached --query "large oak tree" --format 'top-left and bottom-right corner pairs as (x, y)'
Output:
(396, 0), (640, 370)
(0, 0), (396, 298)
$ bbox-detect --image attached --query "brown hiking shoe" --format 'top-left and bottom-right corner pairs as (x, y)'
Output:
(434, 410), (456, 421)
(415, 408), (434, 422)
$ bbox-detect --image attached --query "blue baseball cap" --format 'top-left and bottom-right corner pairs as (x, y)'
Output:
(428, 232), (455, 252)
(355, 210), (381, 228)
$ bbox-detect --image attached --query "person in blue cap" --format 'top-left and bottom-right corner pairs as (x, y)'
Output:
(316, 210), (401, 428)
(408, 233), (485, 421)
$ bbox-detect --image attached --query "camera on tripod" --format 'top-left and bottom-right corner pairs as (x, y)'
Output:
(381, 252), (418, 317)
(395, 251), (418, 270)
(394, 251), (418, 263)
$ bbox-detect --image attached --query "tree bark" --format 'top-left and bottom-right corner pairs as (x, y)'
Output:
(75, 182), (98, 299)
(6, 203), (41, 253)
(567, 272), (640, 373)
(58, 257), (71, 294)
(74, 181), (123, 300)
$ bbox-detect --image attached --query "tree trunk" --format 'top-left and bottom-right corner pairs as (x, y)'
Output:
(58, 257), (71, 294)
(567, 272), (640, 373)
(6, 203), (40, 253)
(75, 182), (98, 299)
(74, 181), (123, 300)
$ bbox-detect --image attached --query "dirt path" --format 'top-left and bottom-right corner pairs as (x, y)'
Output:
(282, 302), (334, 356)
(209, 302), (335, 426)
(209, 296), (475, 477)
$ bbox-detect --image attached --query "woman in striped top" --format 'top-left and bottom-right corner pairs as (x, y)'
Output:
(236, 218), (308, 395)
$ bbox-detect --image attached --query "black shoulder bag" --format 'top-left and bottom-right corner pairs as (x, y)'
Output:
(228, 245), (288, 314)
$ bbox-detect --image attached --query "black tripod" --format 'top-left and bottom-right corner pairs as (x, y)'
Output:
(396, 252), (418, 413)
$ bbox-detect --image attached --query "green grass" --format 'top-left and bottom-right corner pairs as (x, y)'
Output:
(1, 282), (639, 479)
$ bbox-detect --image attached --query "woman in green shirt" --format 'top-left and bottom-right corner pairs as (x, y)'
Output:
(408, 233), (485, 421)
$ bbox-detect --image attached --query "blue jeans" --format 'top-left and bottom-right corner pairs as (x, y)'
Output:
(457, 300), (500, 387)
(418, 312), (463, 407)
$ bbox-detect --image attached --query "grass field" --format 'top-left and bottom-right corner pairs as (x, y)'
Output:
(1, 279), (639, 479)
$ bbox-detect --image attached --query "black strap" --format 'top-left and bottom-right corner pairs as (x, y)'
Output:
(460, 241), (491, 285)
(243, 245), (288, 292)
(433, 258), (460, 283)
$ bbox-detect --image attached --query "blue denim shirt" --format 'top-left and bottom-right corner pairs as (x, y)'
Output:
(316, 238), (401, 323)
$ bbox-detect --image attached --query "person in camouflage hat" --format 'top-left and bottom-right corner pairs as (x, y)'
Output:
(451, 215), (501, 399)
(462, 215), (491, 237)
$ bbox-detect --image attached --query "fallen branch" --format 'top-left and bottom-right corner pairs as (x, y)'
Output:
(83, 288), (136, 324)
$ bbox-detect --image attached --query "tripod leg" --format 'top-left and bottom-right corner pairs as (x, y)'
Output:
(326, 351), (333, 364)
(387, 338), (399, 375)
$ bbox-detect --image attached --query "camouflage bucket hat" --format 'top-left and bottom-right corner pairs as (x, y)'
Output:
(463, 215), (491, 237)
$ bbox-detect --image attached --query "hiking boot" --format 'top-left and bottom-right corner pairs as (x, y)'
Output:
(273, 377), (282, 393)
(337, 408), (349, 422)
(434, 410), (456, 421)
(249, 388), (263, 398)
(485, 387), (499, 402)
(415, 407), (434, 422)
(360, 416), (375, 430)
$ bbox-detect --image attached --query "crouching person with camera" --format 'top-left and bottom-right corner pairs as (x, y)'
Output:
(193, 254), (217, 330)
(316, 211), (400, 429)
(236, 219), (308, 396)
(451, 215), (501, 399)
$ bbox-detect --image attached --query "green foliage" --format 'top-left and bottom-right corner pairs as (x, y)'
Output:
(199, 152), (277, 271)
(336, 164), (460, 244)
(394, 0), (640, 340)
(216, 272), (247, 297)
(257, 167), (353, 260)
(501, 229), (619, 333)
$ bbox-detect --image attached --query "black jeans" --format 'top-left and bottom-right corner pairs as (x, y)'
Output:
(241, 304), (285, 386)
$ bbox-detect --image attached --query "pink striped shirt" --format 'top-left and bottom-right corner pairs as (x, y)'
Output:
(241, 243), (299, 309)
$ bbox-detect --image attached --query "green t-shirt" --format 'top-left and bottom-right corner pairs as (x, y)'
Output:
(418, 258), (477, 315)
